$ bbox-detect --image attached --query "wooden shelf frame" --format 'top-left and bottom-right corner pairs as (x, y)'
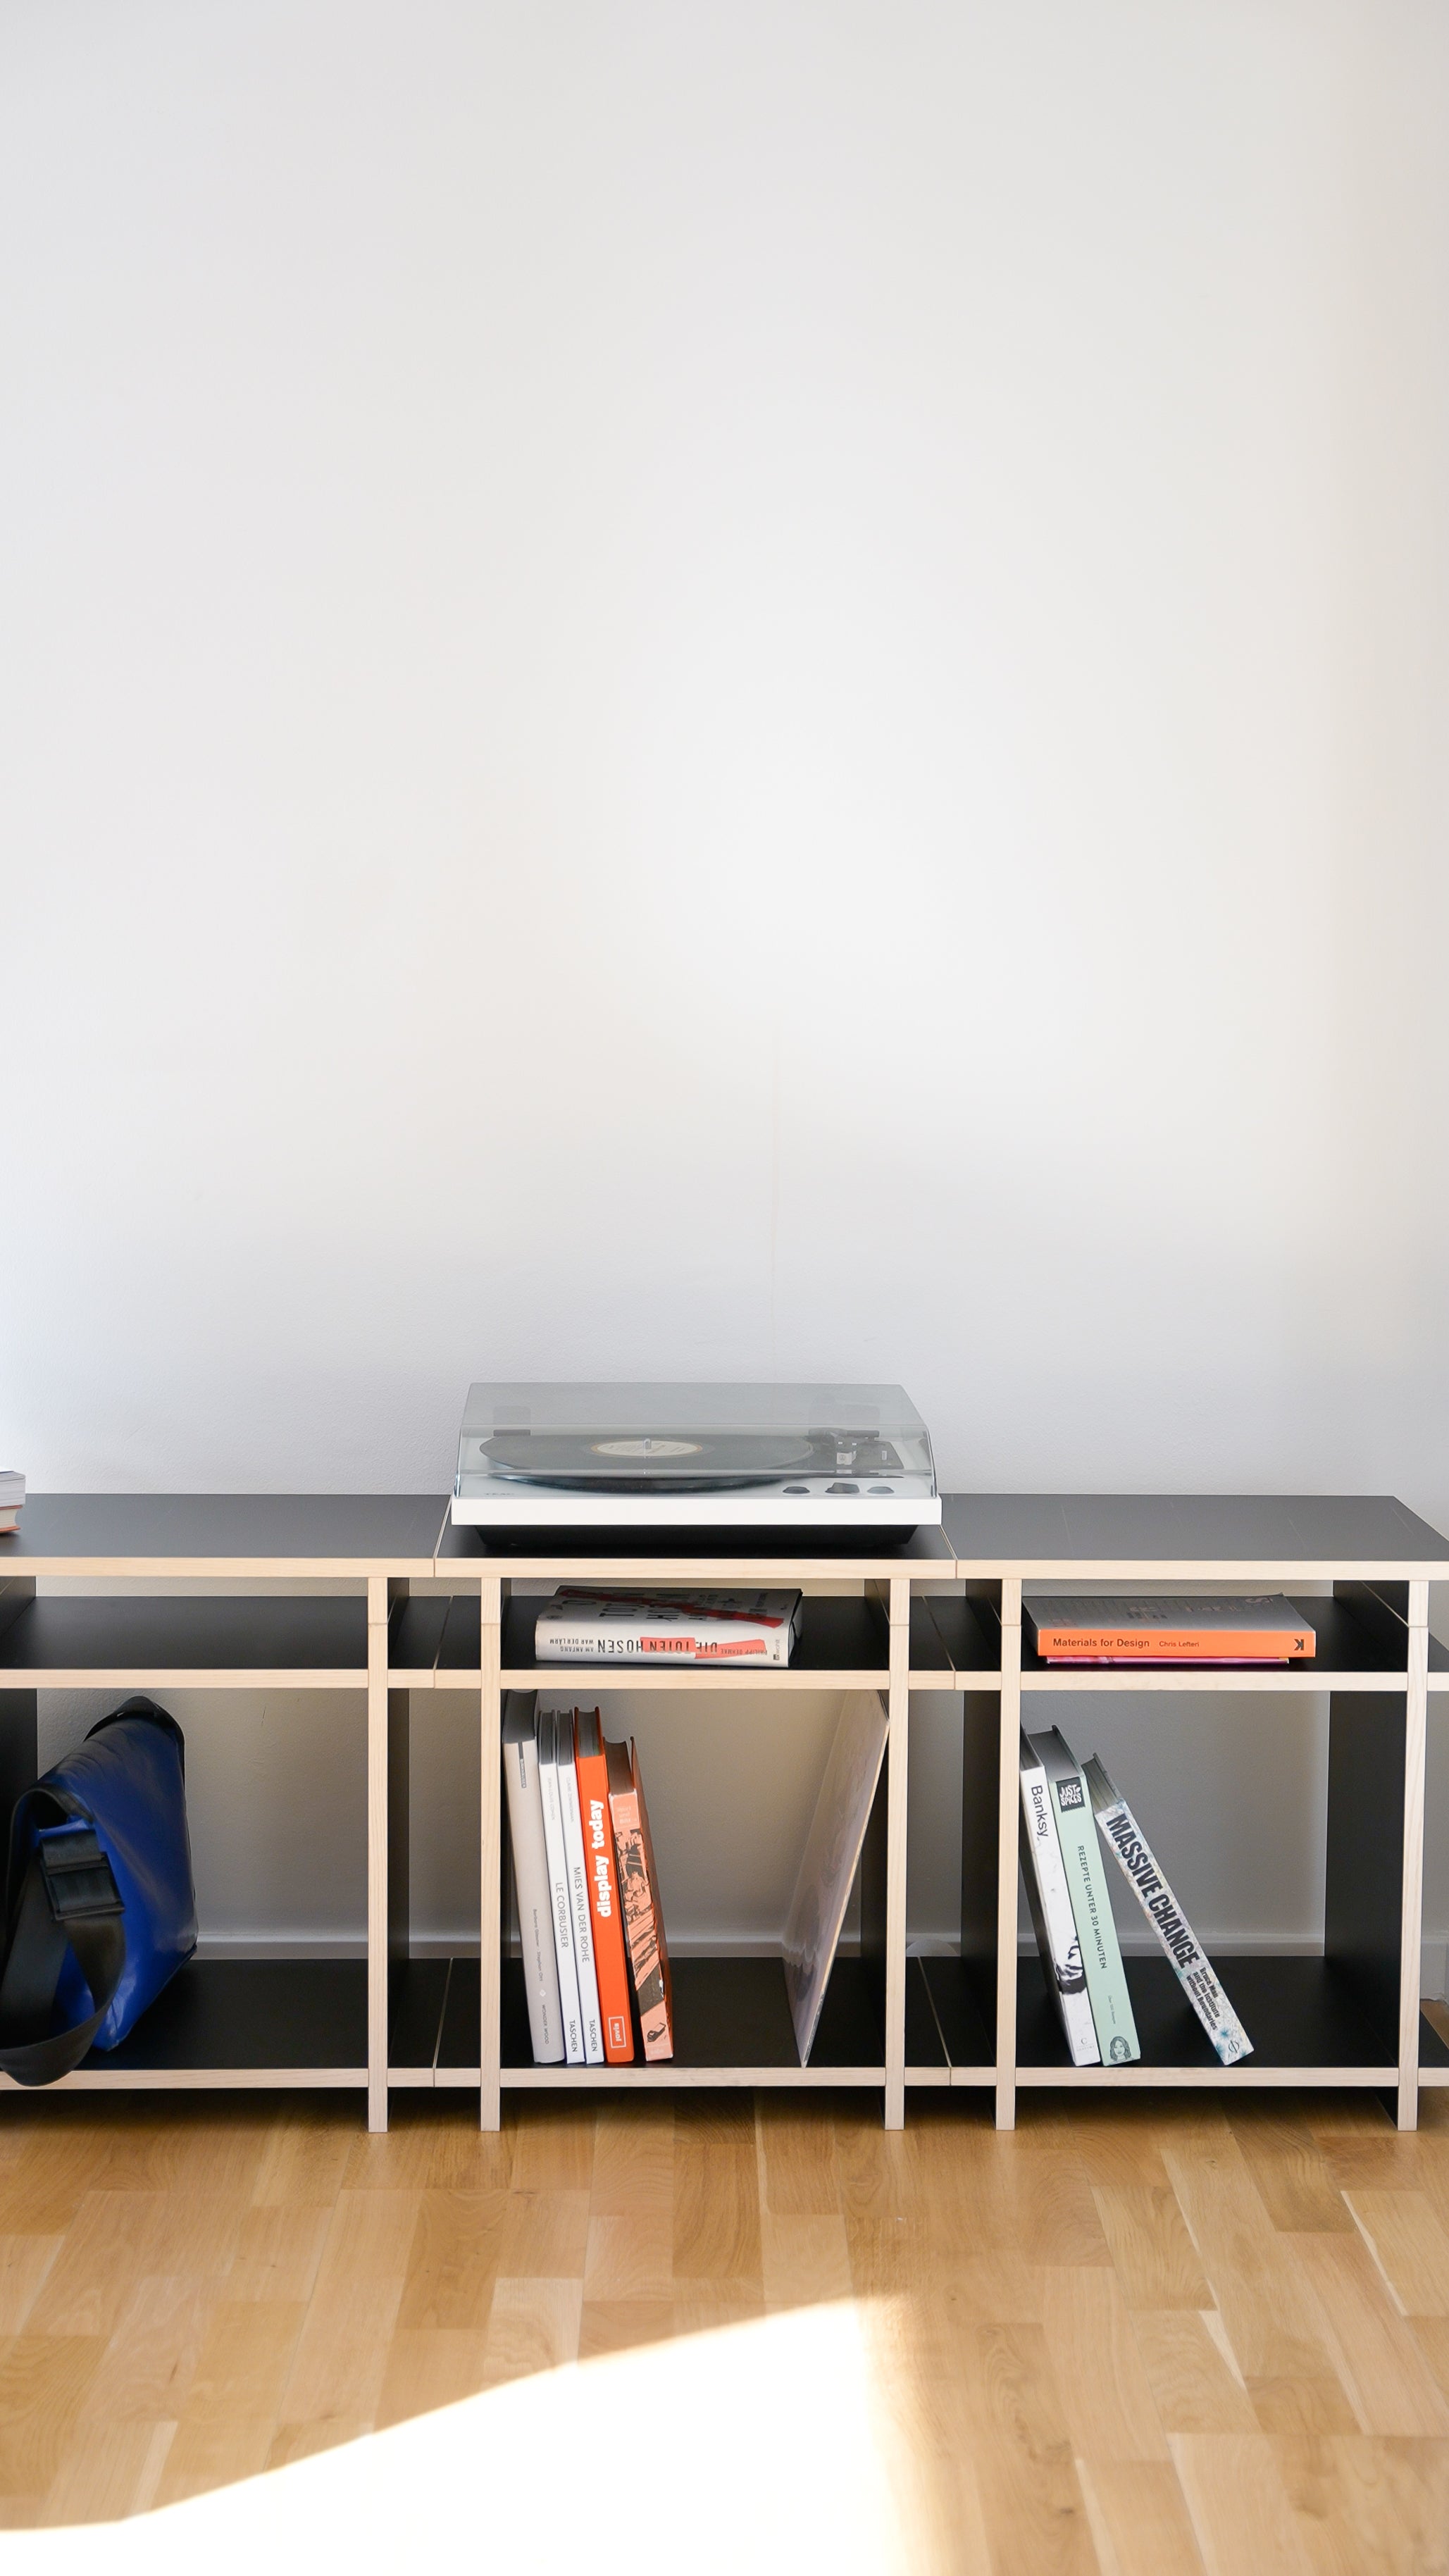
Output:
(0, 1492), (1445, 2136)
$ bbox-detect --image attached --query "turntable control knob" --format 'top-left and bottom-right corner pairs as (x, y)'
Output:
(827, 1481), (859, 1495)
(783, 1485), (809, 1495)
(867, 1485), (894, 1495)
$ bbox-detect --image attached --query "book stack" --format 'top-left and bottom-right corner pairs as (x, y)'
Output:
(535, 1587), (802, 1667)
(0, 1472), (23, 1537)
(1020, 1726), (1252, 2068)
(502, 1695), (674, 2065)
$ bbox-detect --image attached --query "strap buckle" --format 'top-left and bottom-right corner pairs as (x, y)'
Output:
(35, 1826), (123, 1928)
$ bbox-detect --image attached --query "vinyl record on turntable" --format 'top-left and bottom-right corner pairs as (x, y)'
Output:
(480, 1429), (817, 1490)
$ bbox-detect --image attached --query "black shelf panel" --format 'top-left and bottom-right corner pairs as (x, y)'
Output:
(1016, 1954), (1395, 2072)
(389, 1958), (449, 2070)
(495, 1592), (891, 1680)
(387, 1597), (452, 1674)
(440, 1955), (480, 2067)
(0, 1595), (369, 1675)
(917, 1956), (995, 2069)
(905, 1956), (952, 2069)
(1019, 1595), (1408, 1681)
(1420, 2012), (1449, 2073)
(496, 1953), (885, 2072)
(75, 1960), (368, 2072)
(914, 1596), (1002, 1678)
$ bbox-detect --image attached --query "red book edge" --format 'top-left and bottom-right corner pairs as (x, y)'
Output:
(574, 1717), (635, 2065)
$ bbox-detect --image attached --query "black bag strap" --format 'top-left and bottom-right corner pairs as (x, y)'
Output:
(0, 1818), (126, 2087)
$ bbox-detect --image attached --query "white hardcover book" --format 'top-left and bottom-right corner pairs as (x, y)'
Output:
(535, 1587), (803, 1668)
(1029, 1728), (1140, 2066)
(536, 1708), (585, 2065)
(501, 1693), (564, 2065)
(1019, 1733), (1100, 2067)
(552, 1707), (604, 2065)
(1083, 1755), (1253, 2066)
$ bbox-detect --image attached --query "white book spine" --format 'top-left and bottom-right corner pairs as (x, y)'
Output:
(1031, 1729), (1141, 2065)
(536, 1712), (585, 2065)
(502, 1705), (564, 2065)
(1019, 1738), (1100, 2067)
(1084, 1757), (1252, 2067)
(554, 1716), (604, 2065)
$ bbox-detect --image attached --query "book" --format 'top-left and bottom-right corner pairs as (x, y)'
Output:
(1083, 1755), (1252, 2065)
(535, 1586), (803, 1667)
(501, 1693), (564, 2065)
(536, 1708), (585, 2065)
(783, 1688), (888, 2067)
(0, 1470), (23, 1536)
(573, 1709), (635, 2063)
(1028, 1728), (1140, 2065)
(552, 1706), (604, 2065)
(1018, 1731), (1100, 2066)
(605, 1734), (674, 2060)
(1024, 1594), (1315, 1663)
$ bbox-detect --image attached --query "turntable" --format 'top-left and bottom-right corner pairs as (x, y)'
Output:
(452, 1383), (940, 1546)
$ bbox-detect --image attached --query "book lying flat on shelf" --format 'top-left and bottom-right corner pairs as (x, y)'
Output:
(537, 1710), (585, 2065)
(502, 1694), (564, 2065)
(1019, 1731), (1099, 2067)
(605, 1734), (675, 2060)
(573, 1710), (635, 2064)
(1028, 1729), (1140, 2065)
(1083, 1755), (1252, 2065)
(783, 1689), (889, 2067)
(1025, 1594), (1317, 1663)
(0, 1471), (23, 1536)
(552, 1707), (604, 2065)
(535, 1587), (803, 1667)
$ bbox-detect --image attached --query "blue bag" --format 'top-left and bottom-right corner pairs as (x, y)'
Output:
(0, 1697), (197, 2085)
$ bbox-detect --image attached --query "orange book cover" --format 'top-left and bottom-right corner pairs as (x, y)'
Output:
(574, 1710), (635, 2064)
(1026, 1595), (1316, 1663)
(605, 1734), (674, 2062)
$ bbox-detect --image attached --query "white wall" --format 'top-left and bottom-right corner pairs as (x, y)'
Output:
(4, 1), (1448, 1962)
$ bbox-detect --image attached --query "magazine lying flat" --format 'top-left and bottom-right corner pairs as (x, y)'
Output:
(535, 1587), (803, 1667)
(1083, 1755), (1252, 2065)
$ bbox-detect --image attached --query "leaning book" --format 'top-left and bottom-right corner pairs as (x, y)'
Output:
(1028, 1729), (1140, 2066)
(1019, 1732), (1099, 2067)
(1083, 1755), (1252, 2067)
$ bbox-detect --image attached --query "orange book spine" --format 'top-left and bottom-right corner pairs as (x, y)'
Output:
(574, 1724), (635, 2065)
(1034, 1627), (1313, 1661)
(607, 1740), (674, 2062)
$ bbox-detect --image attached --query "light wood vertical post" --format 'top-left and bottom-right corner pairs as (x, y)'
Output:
(480, 1576), (503, 2132)
(995, 1576), (1023, 2132)
(366, 1574), (391, 2132)
(1399, 1578), (1429, 2132)
(883, 1576), (912, 2129)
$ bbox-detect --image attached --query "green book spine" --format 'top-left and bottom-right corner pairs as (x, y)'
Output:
(1028, 1727), (1140, 2065)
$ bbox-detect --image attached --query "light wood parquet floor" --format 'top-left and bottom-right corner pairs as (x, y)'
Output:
(4, 2070), (1449, 2568)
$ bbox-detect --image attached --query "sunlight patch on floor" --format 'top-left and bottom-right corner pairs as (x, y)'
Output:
(11, 2301), (916, 2574)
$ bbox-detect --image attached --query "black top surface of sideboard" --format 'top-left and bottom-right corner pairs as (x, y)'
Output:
(938, 1493), (1449, 1570)
(0, 1494), (450, 1564)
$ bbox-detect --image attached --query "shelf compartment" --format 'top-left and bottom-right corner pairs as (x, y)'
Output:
(913, 1956), (995, 2082)
(911, 1596), (1002, 1689)
(1014, 1955), (1397, 2086)
(416, 1592), (895, 1690)
(0, 1595), (368, 1687)
(479, 1955), (888, 2086)
(1019, 1594), (1409, 1690)
(387, 1957), (451, 2084)
(0, 1960), (370, 2091)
